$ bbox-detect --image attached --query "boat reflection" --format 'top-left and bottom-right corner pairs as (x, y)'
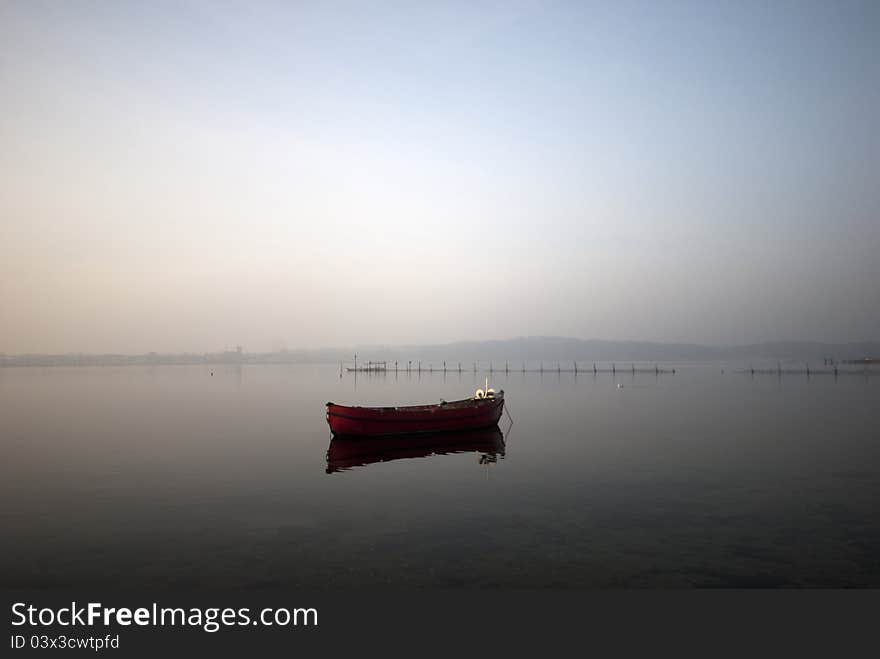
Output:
(326, 426), (506, 474)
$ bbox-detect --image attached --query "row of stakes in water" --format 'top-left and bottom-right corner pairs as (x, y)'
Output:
(345, 361), (675, 375)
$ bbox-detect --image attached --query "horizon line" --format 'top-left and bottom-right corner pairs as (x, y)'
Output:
(3, 335), (880, 359)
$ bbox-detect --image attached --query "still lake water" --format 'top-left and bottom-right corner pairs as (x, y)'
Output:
(2, 363), (878, 588)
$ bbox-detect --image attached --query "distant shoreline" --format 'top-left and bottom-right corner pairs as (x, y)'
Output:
(2, 337), (878, 367)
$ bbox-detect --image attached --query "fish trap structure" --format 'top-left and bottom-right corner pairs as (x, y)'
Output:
(735, 362), (879, 377)
(342, 360), (677, 376)
(345, 359), (388, 373)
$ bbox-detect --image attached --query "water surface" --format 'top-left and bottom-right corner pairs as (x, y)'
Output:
(1, 364), (878, 588)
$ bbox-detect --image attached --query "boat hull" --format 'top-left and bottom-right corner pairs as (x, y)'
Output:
(326, 391), (504, 437)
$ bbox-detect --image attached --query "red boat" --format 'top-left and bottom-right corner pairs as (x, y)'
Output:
(326, 389), (504, 437)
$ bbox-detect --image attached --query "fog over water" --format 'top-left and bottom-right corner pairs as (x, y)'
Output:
(2, 1), (879, 354)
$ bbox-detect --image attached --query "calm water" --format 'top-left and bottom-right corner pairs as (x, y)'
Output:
(1, 364), (878, 588)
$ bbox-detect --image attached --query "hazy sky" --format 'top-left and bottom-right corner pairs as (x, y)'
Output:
(2, 0), (878, 353)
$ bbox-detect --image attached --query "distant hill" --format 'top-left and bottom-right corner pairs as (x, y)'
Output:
(2, 337), (878, 367)
(341, 337), (880, 364)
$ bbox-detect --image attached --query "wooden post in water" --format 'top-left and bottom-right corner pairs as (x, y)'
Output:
(418, 361), (421, 373)
(612, 363), (616, 375)
(443, 361), (446, 373)
(505, 361), (509, 374)
(593, 363), (597, 375)
(574, 361), (578, 375)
